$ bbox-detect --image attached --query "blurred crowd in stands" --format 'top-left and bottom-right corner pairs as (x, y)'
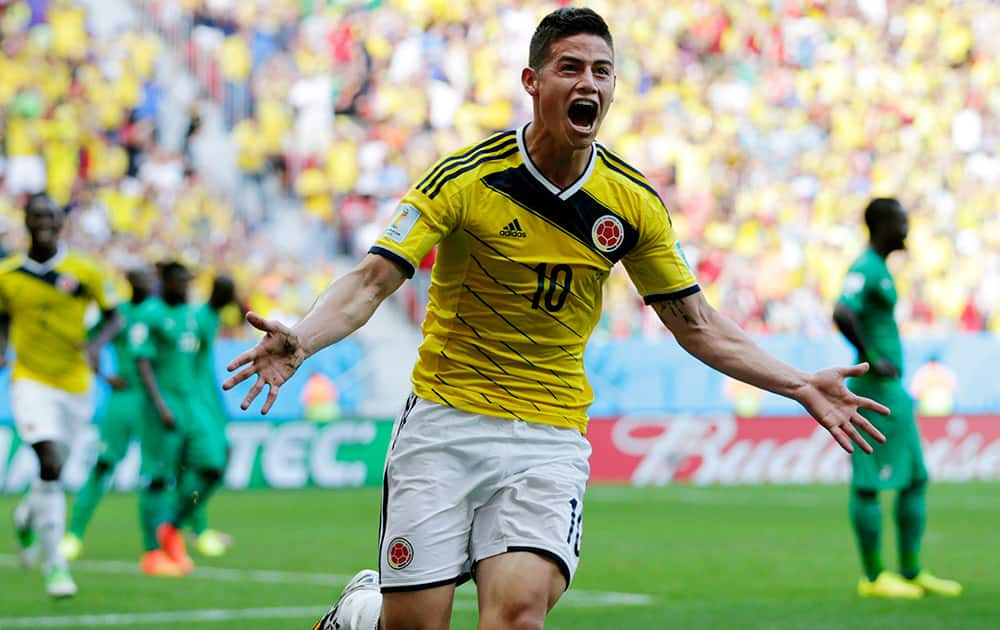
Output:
(2, 0), (999, 336)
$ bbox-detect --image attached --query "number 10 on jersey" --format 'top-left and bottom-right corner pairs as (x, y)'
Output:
(531, 263), (573, 312)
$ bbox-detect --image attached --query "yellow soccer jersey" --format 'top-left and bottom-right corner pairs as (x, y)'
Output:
(371, 126), (699, 433)
(0, 249), (116, 393)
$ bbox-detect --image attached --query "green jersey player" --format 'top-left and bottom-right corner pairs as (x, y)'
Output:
(61, 268), (156, 561)
(134, 261), (226, 576)
(834, 198), (961, 599)
(184, 274), (238, 557)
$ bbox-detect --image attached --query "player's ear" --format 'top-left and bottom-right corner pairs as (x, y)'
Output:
(522, 66), (538, 97)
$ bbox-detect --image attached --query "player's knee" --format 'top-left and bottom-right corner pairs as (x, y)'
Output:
(478, 583), (550, 630)
(32, 441), (64, 481)
(854, 488), (878, 501)
(39, 460), (63, 481)
(478, 599), (546, 630)
(200, 467), (224, 485)
(94, 459), (114, 476)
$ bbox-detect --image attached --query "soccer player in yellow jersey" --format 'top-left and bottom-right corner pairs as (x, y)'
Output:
(0, 194), (121, 598)
(225, 9), (888, 630)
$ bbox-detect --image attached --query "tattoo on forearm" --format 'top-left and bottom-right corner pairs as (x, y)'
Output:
(660, 299), (695, 325)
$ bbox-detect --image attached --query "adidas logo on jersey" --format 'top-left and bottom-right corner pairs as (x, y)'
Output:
(499, 219), (526, 238)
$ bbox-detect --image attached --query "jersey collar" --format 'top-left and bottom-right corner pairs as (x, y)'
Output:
(516, 124), (596, 201)
(21, 244), (67, 275)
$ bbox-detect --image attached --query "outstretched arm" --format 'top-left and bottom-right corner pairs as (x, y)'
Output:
(652, 292), (887, 453)
(223, 253), (408, 414)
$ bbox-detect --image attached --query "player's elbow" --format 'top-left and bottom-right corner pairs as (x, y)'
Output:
(832, 303), (853, 332)
(357, 254), (407, 303)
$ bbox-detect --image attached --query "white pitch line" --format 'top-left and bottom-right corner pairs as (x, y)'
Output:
(0, 594), (655, 627)
(0, 555), (354, 586)
(0, 605), (328, 628)
(0, 554), (656, 611)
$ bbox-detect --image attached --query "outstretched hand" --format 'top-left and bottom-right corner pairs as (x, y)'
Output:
(795, 363), (888, 454)
(222, 311), (307, 414)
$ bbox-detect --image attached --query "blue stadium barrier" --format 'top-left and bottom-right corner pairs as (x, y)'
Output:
(0, 338), (364, 424)
(585, 333), (1000, 416)
(1, 334), (998, 424)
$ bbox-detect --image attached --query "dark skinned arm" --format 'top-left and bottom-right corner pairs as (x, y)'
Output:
(137, 358), (175, 430)
(832, 302), (897, 378)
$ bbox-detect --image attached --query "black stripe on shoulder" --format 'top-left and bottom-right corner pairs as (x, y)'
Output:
(14, 266), (89, 297)
(596, 148), (666, 209)
(427, 145), (520, 199)
(643, 284), (701, 305)
(417, 130), (516, 192)
(596, 144), (646, 180)
(369, 246), (415, 279)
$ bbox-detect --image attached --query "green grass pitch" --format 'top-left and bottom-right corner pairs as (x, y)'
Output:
(1, 483), (996, 628)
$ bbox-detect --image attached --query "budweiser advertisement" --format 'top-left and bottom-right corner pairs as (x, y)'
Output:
(587, 415), (1000, 485)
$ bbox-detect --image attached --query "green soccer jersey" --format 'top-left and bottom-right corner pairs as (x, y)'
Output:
(838, 248), (903, 373)
(194, 303), (224, 410)
(109, 301), (146, 388)
(132, 297), (210, 396)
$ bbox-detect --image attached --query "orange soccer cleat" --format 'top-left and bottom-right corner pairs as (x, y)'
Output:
(140, 549), (186, 577)
(156, 524), (195, 574)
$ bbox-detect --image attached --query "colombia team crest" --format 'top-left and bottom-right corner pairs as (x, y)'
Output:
(592, 215), (625, 253)
(387, 537), (414, 569)
(56, 274), (80, 294)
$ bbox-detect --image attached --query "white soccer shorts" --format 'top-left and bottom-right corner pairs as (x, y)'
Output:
(10, 378), (93, 446)
(378, 393), (591, 592)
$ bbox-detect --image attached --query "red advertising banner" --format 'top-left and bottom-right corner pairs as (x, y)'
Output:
(587, 415), (1000, 485)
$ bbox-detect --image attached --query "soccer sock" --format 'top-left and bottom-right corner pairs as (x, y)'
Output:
(139, 480), (171, 551)
(188, 503), (208, 536)
(69, 460), (114, 539)
(346, 590), (382, 630)
(850, 488), (883, 581)
(895, 480), (927, 580)
(30, 479), (67, 572)
(172, 469), (222, 528)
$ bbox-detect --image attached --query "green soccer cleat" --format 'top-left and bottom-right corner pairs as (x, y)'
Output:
(194, 529), (233, 558)
(906, 571), (963, 597)
(13, 503), (38, 569)
(45, 566), (78, 598)
(858, 572), (924, 599)
(60, 533), (84, 561)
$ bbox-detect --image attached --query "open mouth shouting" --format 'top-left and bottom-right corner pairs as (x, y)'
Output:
(567, 98), (599, 135)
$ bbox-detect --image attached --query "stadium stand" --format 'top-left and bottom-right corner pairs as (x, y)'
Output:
(2, 0), (999, 337)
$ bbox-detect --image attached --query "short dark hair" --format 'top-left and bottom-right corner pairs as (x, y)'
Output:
(528, 7), (613, 70)
(24, 192), (55, 213)
(157, 260), (192, 278)
(864, 197), (903, 232)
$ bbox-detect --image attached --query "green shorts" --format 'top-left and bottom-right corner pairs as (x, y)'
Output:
(96, 388), (154, 464)
(200, 386), (230, 440)
(848, 376), (928, 490)
(140, 391), (228, 480)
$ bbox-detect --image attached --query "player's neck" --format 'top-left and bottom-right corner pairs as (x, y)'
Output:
(523, 122), (592, 189)
(27, 242), (59, 264)
(869, 241), (893, 259)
